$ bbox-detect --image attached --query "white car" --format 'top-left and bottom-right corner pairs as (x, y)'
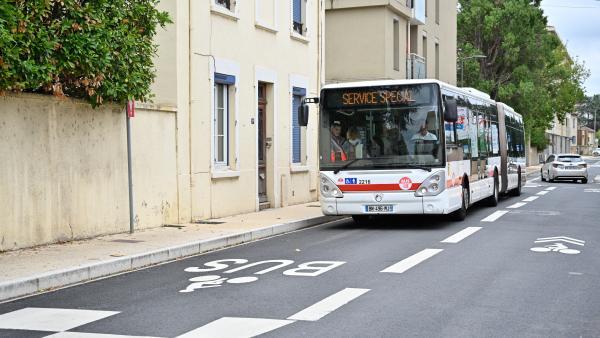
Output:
(541, 154), (588, 184)
(592, 148), (600, 157)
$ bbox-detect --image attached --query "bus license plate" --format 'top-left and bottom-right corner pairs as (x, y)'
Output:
(365, 205), (394, 213)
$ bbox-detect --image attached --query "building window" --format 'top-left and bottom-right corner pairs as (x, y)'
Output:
(393, 19), (400, 71)
(292, 0), (306, 36)
(256, 0), (276, 29)
(213, 73), (235, 167)
(215, 0), (233, 11)
(292, 87), (307, 164)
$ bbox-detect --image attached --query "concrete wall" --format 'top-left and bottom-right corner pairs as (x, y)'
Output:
(0, 94), (178, 251)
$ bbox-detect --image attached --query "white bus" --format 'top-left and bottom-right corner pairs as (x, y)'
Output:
(298, 79), (526, 222)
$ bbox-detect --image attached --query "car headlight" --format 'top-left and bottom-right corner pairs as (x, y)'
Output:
(415, 171), (446, 197)
(578, 163), (587, 168)
(320, 174), (343, 198)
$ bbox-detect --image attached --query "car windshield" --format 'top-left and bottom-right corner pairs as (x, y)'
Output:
(557, 156), (582, 163)
(319, 84), (443, 171)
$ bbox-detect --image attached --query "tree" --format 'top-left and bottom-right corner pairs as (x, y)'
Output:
(578, 95), (600, 131)
(0, 0), (171, 107)
(458, 0), (588, 149)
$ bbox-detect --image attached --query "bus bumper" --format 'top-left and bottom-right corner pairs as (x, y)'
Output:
(321, 190), (455, 216)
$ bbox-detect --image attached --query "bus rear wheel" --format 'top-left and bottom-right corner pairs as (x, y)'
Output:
(510, 171), (522, 196)
(485, 176), (499, 206)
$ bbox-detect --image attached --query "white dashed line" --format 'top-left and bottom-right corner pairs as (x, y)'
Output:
(176, 317), (293, 338)
(381, 249), (443, 274)
(522, 196), (539, 202)
(481, 210), (509, 222)
(441, 227), (482, 244)
(288, 288), (370, 321)
(507, 202), (527, 209)
(536, 191), (549, 195)
(545, 187), (557, 191)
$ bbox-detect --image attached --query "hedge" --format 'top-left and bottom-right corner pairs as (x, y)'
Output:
(0, 0), (171, 107)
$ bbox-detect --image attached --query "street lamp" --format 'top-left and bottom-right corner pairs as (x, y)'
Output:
(459, 54), (486, 87)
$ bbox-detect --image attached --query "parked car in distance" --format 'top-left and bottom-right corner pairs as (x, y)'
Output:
(592, 148), (600, 157)
(541, 154), (588, 183)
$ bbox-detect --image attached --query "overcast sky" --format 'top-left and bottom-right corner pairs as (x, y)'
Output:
(541, 0), (600, 96)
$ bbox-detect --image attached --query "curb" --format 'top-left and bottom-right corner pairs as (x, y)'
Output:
(0, 215), (345, 303)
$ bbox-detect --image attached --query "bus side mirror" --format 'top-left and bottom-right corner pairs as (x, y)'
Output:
(298, 104), (309, 127)
(444, 98), (458, 122)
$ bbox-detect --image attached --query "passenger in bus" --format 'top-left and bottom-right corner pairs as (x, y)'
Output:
(330, 120), (350, 162)
(346, 126), (364, 159)
(382, 127), (408, 156)
(369, 135), (384, 157)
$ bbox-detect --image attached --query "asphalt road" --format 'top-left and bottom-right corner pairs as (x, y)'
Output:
(1, 158), (600, 338)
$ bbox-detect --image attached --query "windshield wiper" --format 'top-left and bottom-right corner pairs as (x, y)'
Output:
(373, 163), (433, 172)
(333, 158), (365, 174)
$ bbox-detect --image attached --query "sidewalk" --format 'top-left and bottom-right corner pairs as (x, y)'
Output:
(0, 202), (342, 302)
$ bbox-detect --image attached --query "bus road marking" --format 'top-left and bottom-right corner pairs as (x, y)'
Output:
(507, 202), (527, 209)
(545, 187), (557, 191)
(288, 288), (370, 321)
(522, 196), (539, 202)
(441, 227), (482, 244)
(481, 210), (508, 222)
(536, 191), (549, 195)
(380, 249), (443, 274)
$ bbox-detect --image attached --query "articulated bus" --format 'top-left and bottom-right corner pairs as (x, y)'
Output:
(298, 79), (525, 222)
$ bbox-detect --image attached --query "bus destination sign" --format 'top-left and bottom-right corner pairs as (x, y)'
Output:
(323, 84), (435, 109)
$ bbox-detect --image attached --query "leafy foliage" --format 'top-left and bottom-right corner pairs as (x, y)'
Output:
(0, 0), (171, 107)
(458, 0), (588, 150)
(578, 95), (600, 131)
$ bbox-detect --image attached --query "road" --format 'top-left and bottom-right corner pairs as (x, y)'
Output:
(1, 158), (600, 338)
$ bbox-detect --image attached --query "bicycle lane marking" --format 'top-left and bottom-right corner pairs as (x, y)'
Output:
(440, 227), (482, 244)
(380, 249), (444, 274)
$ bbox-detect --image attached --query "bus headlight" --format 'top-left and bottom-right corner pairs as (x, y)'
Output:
(320, 174), (343, 198)
(414, 171), (445, 197)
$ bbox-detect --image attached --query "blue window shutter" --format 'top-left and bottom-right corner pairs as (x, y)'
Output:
(293, 0), (302, 23)
(292, 94), (302, 163)
(292, 86), (306, 96)
(214, 73), (235, 85)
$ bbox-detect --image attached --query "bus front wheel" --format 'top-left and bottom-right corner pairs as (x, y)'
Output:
(451, 186), (469, 221)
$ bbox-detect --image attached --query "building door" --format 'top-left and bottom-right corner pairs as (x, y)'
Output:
(257, 83), (269, 207)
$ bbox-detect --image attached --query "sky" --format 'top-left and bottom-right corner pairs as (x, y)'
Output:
(541, 0), (600, 96)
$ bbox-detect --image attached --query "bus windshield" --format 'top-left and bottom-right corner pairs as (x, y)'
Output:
(319, 84), (443, 171)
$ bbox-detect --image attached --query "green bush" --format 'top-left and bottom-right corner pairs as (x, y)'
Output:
(0, 0), (171, 107)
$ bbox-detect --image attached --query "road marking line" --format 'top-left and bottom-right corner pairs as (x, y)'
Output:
(441, 227), (482, 244)
(0, 308), (119, 332)
(46, 333), (162, 338)
(536, 191), (549, 195)
(481, 210), (508, 222)
(176, 317), (294, 338)
(380, 249), (443, 274)
(288, 288), (370, 322)
(522, 196), (539, 202)
(507, 202), (527, 209)
(529, 177), (541, 182)
(545, 187), (557, 191)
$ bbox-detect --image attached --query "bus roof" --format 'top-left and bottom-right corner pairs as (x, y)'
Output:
(322, 79), (524, 120)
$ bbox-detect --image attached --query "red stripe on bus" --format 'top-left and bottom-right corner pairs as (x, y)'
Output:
(338, 183), (421, 192)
